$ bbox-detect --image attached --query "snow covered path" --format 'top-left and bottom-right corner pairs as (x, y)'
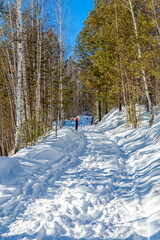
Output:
(0, 130), (147, 239)
(1, 108), (160, 239)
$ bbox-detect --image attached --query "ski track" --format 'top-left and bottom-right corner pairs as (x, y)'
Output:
(1, 122), (160, 239)
(0, 129), (87, 239)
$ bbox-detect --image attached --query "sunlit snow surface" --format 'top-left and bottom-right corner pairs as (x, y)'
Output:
(0, 107), (160, 239)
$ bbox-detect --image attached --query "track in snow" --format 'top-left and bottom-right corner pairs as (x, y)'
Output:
(1, 128), (149, 239)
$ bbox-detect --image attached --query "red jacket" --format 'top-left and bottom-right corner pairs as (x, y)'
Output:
(75, 117), (79, 121)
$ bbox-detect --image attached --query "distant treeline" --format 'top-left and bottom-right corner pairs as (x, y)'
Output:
(0, 0), (160, 156)
(0, 0), (91, 155)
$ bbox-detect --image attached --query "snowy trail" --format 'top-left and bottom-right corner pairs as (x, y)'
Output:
(0, 129), (87, 239)
(1, 128), (145, 239)
(1, 108), (160, 239)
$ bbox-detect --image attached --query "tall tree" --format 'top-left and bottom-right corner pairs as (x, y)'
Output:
(127, 0), (154, 126)
(75, 0), (160, 127)
(15, 0), (25, 149)
(53, 0), (65, 127)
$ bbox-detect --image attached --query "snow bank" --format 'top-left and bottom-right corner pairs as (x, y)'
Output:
(94, 106), (160, 238)
(1, 107), (160, 239)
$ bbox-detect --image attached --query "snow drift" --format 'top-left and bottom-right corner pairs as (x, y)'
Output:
(0, 107), (160, 239)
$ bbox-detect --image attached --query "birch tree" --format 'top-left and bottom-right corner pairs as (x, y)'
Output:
(0, 0), (67, 153)
(128, 0), (154, 126)
(35, 0), (42, 123)
(54, 0), (68, 126)
(15, 0), (25, 149)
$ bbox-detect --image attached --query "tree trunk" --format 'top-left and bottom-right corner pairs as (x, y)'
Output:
(8, 0), (17, 83)
(0, 107), (4, 156)
(55, 0), (65, 125)
(22, 40), (30, 122)
(15, 0), (25, 148)
(0, 35), (16, 104)
(0, 57), (16, 131)
(98, 101), (102, 122)
(114, 0), (127, 109)
(128, 0), (154, 126)
(35, 0), (42, 122)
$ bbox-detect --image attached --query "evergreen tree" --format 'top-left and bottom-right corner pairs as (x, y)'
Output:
(75, 0), (160, 127)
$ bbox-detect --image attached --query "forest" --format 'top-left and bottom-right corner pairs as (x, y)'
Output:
(0, 0), (160, 156)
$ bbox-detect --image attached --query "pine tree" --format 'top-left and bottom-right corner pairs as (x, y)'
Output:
(75, 0), (160, 127)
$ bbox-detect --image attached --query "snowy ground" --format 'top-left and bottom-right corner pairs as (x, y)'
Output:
(0, 107), (160, 240)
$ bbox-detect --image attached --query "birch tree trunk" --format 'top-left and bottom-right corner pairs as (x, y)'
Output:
(8, 0), (16, 81)
(59, 7), (64, 125)
(128, 0), (154, 126)
(22, 41), (30, 121)
(35, 0), (42, 122)
(15, 0), (25, 148)
(55, 0), (65, 126)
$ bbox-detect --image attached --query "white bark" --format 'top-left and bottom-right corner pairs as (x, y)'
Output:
(8, 0), (17, 81)
(128, 0), (154, 124)
(15, 0), (25, 147)
(31, 0), (34, 28)
(35, 0), (42, 122)
(59, 3), (64, 122)
(22, 41), (30, 121)
(55, 0), (65, 124)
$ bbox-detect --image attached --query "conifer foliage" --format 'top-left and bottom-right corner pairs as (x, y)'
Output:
(75, 0), (160, 125)
(0, 0), (160, 155)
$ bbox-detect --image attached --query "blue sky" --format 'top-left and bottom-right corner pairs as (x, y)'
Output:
(69, 0), (94, 54)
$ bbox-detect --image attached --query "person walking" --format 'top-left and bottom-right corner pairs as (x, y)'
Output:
(75, 116), (79, 130)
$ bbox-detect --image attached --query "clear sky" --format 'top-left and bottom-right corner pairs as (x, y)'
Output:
(69, 0), (94, 54)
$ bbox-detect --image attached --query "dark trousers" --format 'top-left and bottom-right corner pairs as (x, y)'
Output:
(75, 121), (78, 130)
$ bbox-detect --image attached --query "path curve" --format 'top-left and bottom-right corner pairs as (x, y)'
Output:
(2, 128), (145, 239)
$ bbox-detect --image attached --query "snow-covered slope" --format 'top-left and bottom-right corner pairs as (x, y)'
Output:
(0, 107), (160, 239)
